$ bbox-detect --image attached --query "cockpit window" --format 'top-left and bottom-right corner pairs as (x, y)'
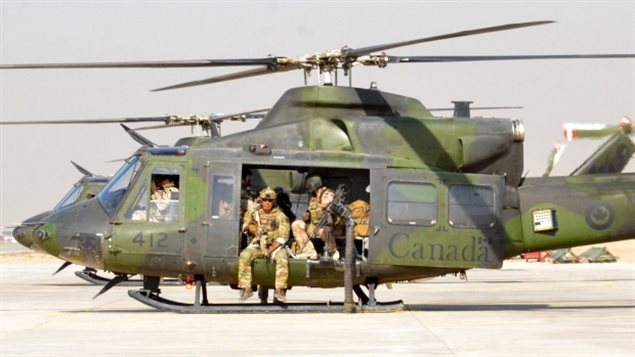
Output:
(53, 182), (82, 210)
(125, 180), (149, 221)
(98, 157), (142, 216)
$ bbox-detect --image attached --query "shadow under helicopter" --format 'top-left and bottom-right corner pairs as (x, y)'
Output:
(405, 303), (633, 312)
(59, 302), (633, 314)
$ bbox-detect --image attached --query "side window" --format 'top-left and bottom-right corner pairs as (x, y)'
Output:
(149, 168), (180, 223)
(54, 183), (82, 210)
(98, 157), (143, 216)
(448, 185), (495, 228)
(387, 182), (437, 226)
(125, 180), (149, 221)
(210, 175), (235, 219)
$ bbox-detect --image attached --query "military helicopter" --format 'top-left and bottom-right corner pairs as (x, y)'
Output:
(2, 21), (634, 313)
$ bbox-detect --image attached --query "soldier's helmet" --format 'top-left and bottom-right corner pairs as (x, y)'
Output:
(259, 187), (277, 201)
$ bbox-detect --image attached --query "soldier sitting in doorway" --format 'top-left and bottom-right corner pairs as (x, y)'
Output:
(308, 188), (345, 261)
(238, 187), (290, 302)
(304, 174), (324, 236)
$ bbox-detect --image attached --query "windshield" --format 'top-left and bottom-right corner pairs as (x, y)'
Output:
(53, 182), (82, 210)
(98, 157), (143, 216)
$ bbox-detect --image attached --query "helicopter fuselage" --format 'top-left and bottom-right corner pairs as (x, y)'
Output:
(25, 86), (635, 289)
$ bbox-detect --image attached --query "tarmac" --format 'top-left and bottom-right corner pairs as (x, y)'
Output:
(1, 243), (634, 356)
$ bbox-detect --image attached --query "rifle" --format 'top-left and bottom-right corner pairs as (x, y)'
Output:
(242, 201), (269, 257)
(254, 209), (269, 257)
(309, 184), (349, 240)
(285, 245), (296, 259)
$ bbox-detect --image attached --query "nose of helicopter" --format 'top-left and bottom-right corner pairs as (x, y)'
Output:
(29, 221), (61, 258)
(12, 225), (34, 250)
(26, 199), (110, 269)
(12, 210), (54, 251)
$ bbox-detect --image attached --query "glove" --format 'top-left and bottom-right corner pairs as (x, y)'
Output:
(244, 224), (258, 236)
(268, 241), (281, 256)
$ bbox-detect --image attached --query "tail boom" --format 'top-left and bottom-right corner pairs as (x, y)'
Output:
(514, 174), (635, 254)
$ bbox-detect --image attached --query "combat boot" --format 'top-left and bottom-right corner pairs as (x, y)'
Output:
(239, 287), (253, 301)
(274, 288), (286, 303)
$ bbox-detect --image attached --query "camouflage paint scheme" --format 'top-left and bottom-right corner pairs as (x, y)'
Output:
(24, 85), (635, 290)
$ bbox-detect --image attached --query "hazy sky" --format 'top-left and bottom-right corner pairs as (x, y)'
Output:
(1, 1), (634, 228)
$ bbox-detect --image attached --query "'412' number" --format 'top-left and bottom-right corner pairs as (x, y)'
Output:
(132, 232), (168, 248)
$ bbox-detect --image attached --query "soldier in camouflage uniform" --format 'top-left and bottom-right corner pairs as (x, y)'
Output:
(150, 176), (179, 222)
(238, 187), (290, 302)
(152, 176), (179, 200)
(303, 174), (324, 235)
(306, 187), (326, 237)
(313, 188), (343, 260)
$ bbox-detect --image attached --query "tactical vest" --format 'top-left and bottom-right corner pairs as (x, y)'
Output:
(248, 207), (289, 245)
(348, 199), (370, 237)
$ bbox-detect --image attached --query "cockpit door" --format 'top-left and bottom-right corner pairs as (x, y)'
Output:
(107, 162), (186, 274)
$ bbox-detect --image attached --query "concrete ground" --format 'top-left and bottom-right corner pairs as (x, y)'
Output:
(1, 247), (633, 357)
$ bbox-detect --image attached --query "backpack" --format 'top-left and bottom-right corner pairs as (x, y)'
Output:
(348, 200), (370, 237)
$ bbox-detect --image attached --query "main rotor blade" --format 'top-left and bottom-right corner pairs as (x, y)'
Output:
(346, 21), (554, 57)
(71, 161), (95, 177)
(120, 124), (158, 147)
(152, 66), (296, 91)
(210, 108), (269, 122)
(0, 117), (170, 125)
(387, 54), (635, 63)
(0, 58), (276, 70)
(133, 123), (188, 131)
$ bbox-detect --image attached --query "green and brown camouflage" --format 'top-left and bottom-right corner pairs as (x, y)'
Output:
(22, 85), (635, 303)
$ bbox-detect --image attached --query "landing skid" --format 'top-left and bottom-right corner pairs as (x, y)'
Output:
(128, 289), (404, 314)
(75, 269), (182, 286)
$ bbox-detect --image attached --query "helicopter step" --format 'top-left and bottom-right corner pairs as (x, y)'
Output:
(127, 288), (404, 314)
(75, 269), (182, 286)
